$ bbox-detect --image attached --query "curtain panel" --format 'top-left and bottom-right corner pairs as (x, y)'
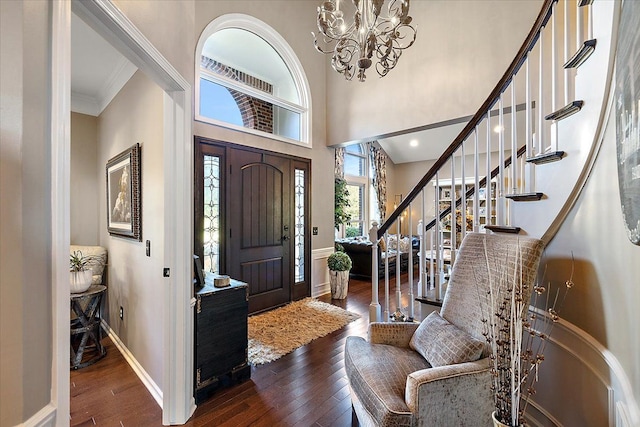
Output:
(334, 147), (345, 179)
(369, 143), (387, 222)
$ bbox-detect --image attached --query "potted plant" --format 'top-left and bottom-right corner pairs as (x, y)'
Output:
(480, 247), (574, 427)
(327, 249), (352, 299)
(70, 250), (93, 293)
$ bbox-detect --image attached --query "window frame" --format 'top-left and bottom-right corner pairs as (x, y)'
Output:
(195, 14), (312, 147)
(339, 143), (377, 238)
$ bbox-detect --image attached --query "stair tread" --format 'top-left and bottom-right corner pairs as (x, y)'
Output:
(484, 225), (522, 234)
(564, 39), (597, 69)
(527, 151), (565, 164)
(545, 100), (584, 121)
(506, 192), (544, 201)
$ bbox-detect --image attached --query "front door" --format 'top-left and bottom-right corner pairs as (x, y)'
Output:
(195, 137), (311, 315)
(229, 150), (292, 313)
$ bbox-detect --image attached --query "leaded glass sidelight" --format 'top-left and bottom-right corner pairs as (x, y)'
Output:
(294, 169), (305, 283)
(203, 155), (221, 273)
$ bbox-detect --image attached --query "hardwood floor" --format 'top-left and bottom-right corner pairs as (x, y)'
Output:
(70, 270), (426, 426)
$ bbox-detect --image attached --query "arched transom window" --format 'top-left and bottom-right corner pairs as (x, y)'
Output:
(195, 14), (311, 146)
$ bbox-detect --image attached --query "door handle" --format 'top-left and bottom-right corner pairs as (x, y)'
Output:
(282, 235), (290, 241)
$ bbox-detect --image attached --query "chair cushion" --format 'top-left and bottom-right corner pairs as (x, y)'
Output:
(345, 336), (431, 427)
(409, 311), (484, 367)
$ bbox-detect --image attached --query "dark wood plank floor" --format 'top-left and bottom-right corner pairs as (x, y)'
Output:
(71, 270), (425, 426)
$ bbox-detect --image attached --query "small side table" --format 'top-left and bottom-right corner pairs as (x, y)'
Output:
(70, 284), (107, 369)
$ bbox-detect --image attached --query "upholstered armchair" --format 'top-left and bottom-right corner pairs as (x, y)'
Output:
(344, 233), (545, 427)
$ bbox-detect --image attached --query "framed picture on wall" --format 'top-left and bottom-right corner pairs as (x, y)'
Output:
(106, 143), (142, 241)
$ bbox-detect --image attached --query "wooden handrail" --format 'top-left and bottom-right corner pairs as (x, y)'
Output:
(378, 0), (557, 238)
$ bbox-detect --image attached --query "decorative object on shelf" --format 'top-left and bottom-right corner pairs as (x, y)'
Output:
(327, 250), (352, 299)
(106, 143), (142, 241)
(441, 209), (473, 233)
(478, 241), (574, 427)
(69, 250), (94, 294)
(312, 0), (417, 81)
(213, 275), (231, 288)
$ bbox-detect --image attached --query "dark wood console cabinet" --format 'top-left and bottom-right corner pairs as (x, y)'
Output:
(194, 276), (250, 404)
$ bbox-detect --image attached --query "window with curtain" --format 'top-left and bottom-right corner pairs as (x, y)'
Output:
(341, 143), (378, 238)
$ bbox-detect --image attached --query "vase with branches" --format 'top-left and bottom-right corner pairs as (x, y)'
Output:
(478, 242), (573, 427)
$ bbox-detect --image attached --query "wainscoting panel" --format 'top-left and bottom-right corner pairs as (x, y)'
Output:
(526, 308), (639, 427)
(311, 247), (333, 298)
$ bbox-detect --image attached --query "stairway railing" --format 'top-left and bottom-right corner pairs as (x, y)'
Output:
(368, 0), (596, 322)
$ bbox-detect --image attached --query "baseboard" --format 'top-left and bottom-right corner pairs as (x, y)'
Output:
(312, 247), (333, 298)
(21, 403), (56, 427)
(102, 321), (163, 409)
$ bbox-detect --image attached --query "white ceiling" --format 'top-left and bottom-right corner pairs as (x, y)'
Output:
(71, 13), (137, 116)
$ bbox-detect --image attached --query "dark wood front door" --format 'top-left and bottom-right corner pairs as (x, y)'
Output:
(195, 137), (311, 314)
(228, 150), (292, 313)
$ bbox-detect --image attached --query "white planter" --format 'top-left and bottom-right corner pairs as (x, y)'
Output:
(70, 269), (93, 293)
(329, 270), (350, 299)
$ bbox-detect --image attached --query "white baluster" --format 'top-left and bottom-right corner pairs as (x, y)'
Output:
(473, 127), (480, 232)
(417, 219), (424, 298)
(408, 203), (414, 321)
(368, 223), (381, 322)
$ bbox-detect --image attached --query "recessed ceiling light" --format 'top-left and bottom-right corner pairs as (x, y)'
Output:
(409, 139), (419, 147)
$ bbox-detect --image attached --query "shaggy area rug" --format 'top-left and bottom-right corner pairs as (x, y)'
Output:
(248, 297), (360, 365)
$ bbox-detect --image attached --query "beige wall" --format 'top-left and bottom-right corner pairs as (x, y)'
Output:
(0, 0), (53, 424)
(540, 105), (640, 415)
(71, 113), (100, 245)
(326, 0), (543, 145)
(97, 70), (166, 389)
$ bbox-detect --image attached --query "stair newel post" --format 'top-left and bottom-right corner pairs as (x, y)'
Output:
(408, 203), (414, 321)
(417, 219), (425, 298)
(450, 157), (457, 262)
(368, 223), (381, 322)
(395, 218), (402, 318)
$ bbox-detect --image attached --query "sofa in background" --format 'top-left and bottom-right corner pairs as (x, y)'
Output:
(336, 235), (418, 280)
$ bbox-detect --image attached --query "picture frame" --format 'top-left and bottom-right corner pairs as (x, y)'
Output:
(106, 143), (141, 241)
(193, 254), (205, 289)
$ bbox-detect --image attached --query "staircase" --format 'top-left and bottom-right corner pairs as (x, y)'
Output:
(368, 0), (618, 323)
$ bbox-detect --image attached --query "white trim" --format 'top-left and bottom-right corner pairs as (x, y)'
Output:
(20, 404), (57, 427)
(312, 247), (334, 297)
(96, 56), (137, 113)
(103, 322), (163, 407)
(71, 90), (99, 116)
(200, 68), (305, 114)
(56, 0), (194, 425)
(527, 307), (640, 427)
(51, 2), (71, 426)
(195, 13), (312, 146)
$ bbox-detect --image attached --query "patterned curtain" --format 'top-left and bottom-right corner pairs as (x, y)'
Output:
(334, 147), (345, 179)
(369, 143), (387, 222)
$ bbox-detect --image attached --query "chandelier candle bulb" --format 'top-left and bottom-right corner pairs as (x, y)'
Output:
(313, 0), (417, 81)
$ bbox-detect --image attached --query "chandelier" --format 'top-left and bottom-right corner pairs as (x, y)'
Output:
(313, 0), (417, 82)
